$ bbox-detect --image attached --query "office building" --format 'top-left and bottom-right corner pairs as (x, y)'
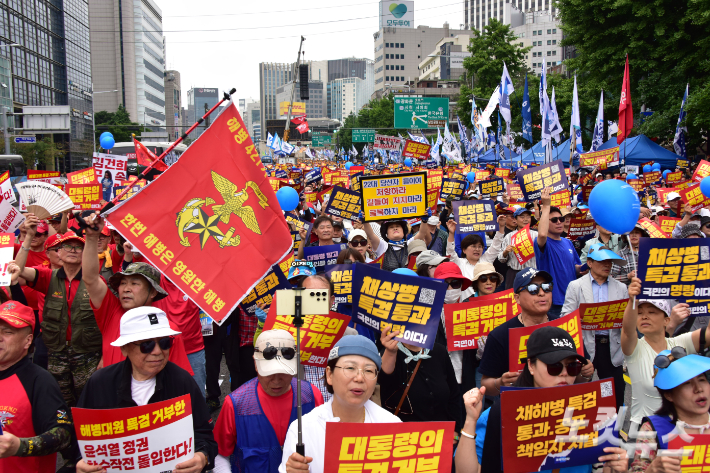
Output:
(244, 100), (261, 143)
(0, 0), (94, 171)
(275, 80), (325, 119)
(89, 0), (166, 130)
(465, 0), (557, 32)
(259, 62), (293, 140)
(373, 22), (468, 93)
(164, 70), (181, 141)
(187, 87), (219, 140)
(328, 77), (374, 123)
(418, 34), (472, 81)
(505, 5), (563, 74)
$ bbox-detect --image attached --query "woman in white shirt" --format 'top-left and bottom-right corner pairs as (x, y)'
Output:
(281, 335), (400, 473)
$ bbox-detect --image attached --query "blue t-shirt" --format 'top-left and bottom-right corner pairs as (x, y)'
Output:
(534, 236), (581, 306)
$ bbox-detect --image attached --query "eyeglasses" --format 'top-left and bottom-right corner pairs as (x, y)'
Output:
(255, 345), (296, 360)
(350, 239), (368, 247)
(61, 244), (84, 252)
(654, 346), (687, 370)
(132, 336), (173, 354)
(446, 279), (463, 289)
(549, 217), (564, 223)
(546, 360), (584, 377)
(333, 365), (378, 380)
(477, 275), (500, 284)
(517, 282), (553, 295)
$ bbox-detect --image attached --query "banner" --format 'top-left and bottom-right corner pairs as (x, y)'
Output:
(92, 152), (128, 186)
(637, 217), (669, 239)
(516, 160), (569, 202)
(263, 304), (350, 367)
(643, 171), (662, 185)
(27, 170), (61, 185)
(72, 395), (194, 473)
(0, 171), (15, 204)
(359, 172), (427, 222)
(494, 167), (510, 180)
(444, 298), (513, 350)
(239, 262), (291, 316)
(323, 186), (361, 221)
(550, 189), (571, 208)
(104, 103), (293, 324)
(665, 170), (683, 185)
(373, 134), (401, 151)
(508, 183), (524, 201)
(67, 167), (99, 185)
(427, 169), (443, 191)
(402, 140), (431, 159)
(692, 159), (710, 183)
(453, 200), (498, 233)
(439, 178), (465, 201)
(351, 263), (447, 349)
(511, 225), (535, 265)
(325, 264), (354, 309)
(322, 421), (454, 473)
(579, 147), (619, 168)
(508, 311), (583, 372)
(66, 183), (102, 210)
(501, 379), (618, 473)
(580, 300), (629, 331)
(637, 237), (710, 299)
(657, 216), (681, 237)
(0, 233), (13, 286)
(568, 218), (596, 241)
(680, 183), (710, 212)
(478, 177), (504, 198)
(303, 243), (347, 272)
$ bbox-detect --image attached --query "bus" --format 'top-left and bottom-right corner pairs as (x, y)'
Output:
(0, 155), (27, 178)
(110, 141), (188, 177)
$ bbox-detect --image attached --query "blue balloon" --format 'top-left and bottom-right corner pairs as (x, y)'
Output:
(652, 162), (661, 171)
(276, 186), (299, 212)
(626, 173), (637, 180)
(466, 172), (476, 183)
(643, 165), (652, 173)
(701, 176), (710, 199)
(589, 180), (640, 235)
(345, 162), (353, 170)
(393, 268), (418, 277)
(662, 169), (671, 178)
(99, 131), (113, 140)
(100, 135), (115, 150)
(404, 158), (413, 168)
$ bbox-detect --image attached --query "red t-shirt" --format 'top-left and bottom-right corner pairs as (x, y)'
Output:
(154, 276), (204, 355)
(14, 244), (49, 312)
(90, 290), (194, 375)
(213, 382), (324, 457)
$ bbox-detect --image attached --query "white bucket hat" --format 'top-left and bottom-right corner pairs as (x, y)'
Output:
(110, 307), (181, 347)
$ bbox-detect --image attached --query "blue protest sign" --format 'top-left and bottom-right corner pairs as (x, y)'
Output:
(323, 186), (361, 221)
(478, 177), (505, 198)
(453, 199), (498, 233)
(515, 159), (569, 202)
(275, 169), (288, 179)
(305, 169), (322, 184)
(637, 237), (710, 299)
(303, 243), (347, 272)
(351, 262), (446, 349)
(239, 263), (291, 315)
(325, 264), (354, 311)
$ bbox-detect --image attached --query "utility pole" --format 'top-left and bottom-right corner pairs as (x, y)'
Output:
(284, 36), (305, 143)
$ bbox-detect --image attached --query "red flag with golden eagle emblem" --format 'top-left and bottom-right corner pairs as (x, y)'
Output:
(105, 103), (292, 323)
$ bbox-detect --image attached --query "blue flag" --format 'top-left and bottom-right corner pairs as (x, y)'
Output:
(522, 75), (532, 143)
(674, 84), (689, 159)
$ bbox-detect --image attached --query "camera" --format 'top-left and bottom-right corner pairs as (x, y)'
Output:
(276, 288), (331, 317)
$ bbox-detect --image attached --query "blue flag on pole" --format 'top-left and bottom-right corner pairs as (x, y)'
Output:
(522, 75), (533, 143)
(674, 84), (689, 159)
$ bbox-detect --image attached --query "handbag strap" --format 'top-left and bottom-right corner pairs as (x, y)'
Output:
(394, 359), (422, 416)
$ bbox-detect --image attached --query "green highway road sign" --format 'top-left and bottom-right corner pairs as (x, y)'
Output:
(352, 129), (376, 142)
(393, 97), (449, 129)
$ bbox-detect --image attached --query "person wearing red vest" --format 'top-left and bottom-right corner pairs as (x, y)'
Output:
(0, 300), (73, 473)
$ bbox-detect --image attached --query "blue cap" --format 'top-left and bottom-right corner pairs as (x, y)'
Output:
(513, 267), (553, 293)
(587, 243), (625, 262)
(287, 261), (317, 281)
(328, 335), (382, 370)
(578, 204), (589, 210)
(513, 207), (532, 218)
(654, 351), (710, 390)
(392, 268), (418, 277)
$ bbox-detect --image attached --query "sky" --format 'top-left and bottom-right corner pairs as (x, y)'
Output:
(161, 0), (467, 107)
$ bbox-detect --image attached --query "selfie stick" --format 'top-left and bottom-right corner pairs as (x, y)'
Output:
(292, 287), (306, 456)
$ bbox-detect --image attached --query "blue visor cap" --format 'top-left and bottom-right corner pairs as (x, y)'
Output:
(654, 351), (710, 390)
(287, 261), (317, 281)
(587, 245), (625, 262)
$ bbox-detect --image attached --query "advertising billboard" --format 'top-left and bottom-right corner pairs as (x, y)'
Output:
(379, 0), (414, 29)
(279, 102), (306, 116)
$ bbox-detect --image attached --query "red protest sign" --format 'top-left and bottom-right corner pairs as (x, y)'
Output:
(507, 183), (524, 201)
(444, 298), (514, 351)
(668, 434), (710, 466)
(402, 140), (431, 159)
(643, 171), (662, 185)
(692, 159), (710, 183)
(581, 185), (594, 202)
(665, 170), (683, 186)
(511, 225), (535, 265)
(637, 217), (669, 239)
(475, 170), (490, 181)
(268, 178), (288, 192)
(657, 216), (681, 237)
(263, 303), (350, 367)
(323, 421), (454, 473)
(550, 189), (571, 208)
(501, 379), (617, 473)
(626, 179), (645, 192)
(655, 187), (679, 205)
(495, 167), (510, 180)
(579, 299), (629, 331)
(475, 288), (521, 317)
(579, 147), (619, 168)
(72, 394), (194, 473)
(568, 218), (596, 241)
(66, 183), (102, 210)
(67, 167), (99, 185)
(426, 189), (439, 211)
(427, 169), (443, 190)
(680, 183), (710, 212)
(508, 311), (583, 372)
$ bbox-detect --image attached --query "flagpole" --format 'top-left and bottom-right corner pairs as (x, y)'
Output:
(100, 88), (236, 213)
(284, 36), (305, 143)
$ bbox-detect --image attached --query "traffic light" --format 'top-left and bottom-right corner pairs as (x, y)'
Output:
(299, 64), (309, 100)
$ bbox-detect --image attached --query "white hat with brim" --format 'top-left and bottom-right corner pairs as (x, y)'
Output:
(254, 329), (298, 377)
(110, 307), (181, 347)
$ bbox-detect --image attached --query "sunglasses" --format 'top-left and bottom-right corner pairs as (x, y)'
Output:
(477, 275), (500, 284)
(350, 239), (368, 247)
(549, 217), (564, 223)
(446, 279), (463, 289)
(517, 282), (553, 295)
(132, 336), (173, 354)
(704, 224), (710, 230)
(61, 244), (84, 252)
(256, 345), (296, 360)
(654, 346), (687, 370)
(546, 360), (583, 377)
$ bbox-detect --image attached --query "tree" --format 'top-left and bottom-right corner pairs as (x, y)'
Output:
(333, 95), (398, 155)
(14, 137), (65, 170)
(94, 105), (151, 144)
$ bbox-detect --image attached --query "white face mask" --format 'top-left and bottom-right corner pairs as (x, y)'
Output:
(445, 288), (462, 304)
(333, 237), (342, 243)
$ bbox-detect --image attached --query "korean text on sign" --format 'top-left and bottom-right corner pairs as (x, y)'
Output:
(516, 160), (569, 202)
(323, 421), (454, 473)
(476, 288), (521, 316)
(550, 190), (571, 208)
(508, 311), (583, 372)
(92, 152), (128, 183)
(68, 167), (99, 185)
(453, 199), (498, 233)
(66, 183), (102, 210)
(440, 178), (465, 201)
(668, 433), (710, 468)
(692, 159), (710, 183)
(478, 178), (504, 197)
(402, 140), (431, 160)
(680, 183), (710, 212)
(636, 218), (668, 239)
(427, 170), (443, 191)
(325, 264), (354, 308)
(71, 394), (194, 473)
(359, 172), (428, 222)
(239, 263), (290, 316)
(500, 380), (618, 473)
(638, 238), (710, 299)
(568, 218), (596, 241)
(303, 243), (347, 272)
(580, 300), (629, 331)
(263, 303), (350, 367)
(351, 263), (447, 350)
(511, 225), (535, 265)
(323, 186), (361, 221)
(508, 183), (524, 201)
(444, 298), (513, 350)
(657, 216), (681, 237)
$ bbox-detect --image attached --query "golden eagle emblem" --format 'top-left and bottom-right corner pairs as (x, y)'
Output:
(175, 171), (269, 249)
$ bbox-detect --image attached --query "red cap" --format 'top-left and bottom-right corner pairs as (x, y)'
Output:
(100, 226), (111, 237)
(54, 231), (86, 247)
(433, 262), (472, 291)
(36, 221), (49, 234)
(45, 233), (63, 250)
(0, 300), (35, 331)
